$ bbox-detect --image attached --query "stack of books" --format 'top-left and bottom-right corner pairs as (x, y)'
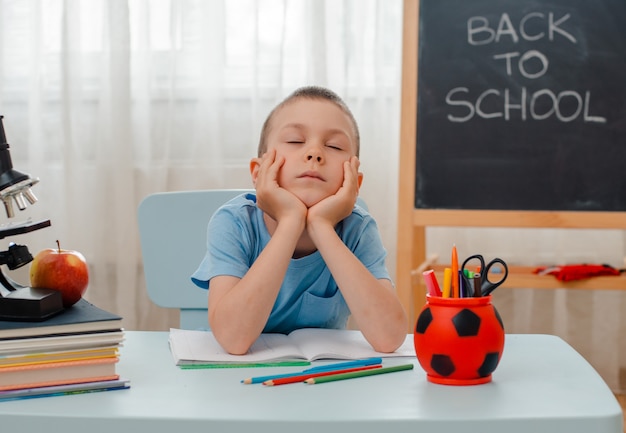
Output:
(0, 299), (129, 401)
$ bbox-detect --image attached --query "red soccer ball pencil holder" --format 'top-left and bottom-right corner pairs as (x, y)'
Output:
(413, 295), (505, 385)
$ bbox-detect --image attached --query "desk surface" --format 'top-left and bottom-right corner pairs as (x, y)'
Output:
(0, 331), (622, 433)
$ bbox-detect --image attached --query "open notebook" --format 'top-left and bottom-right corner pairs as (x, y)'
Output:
(169, 328), (416, 366)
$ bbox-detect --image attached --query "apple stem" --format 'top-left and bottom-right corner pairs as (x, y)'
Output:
(56, 239), (61, 253)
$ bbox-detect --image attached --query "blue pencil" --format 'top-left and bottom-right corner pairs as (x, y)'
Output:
(304, 357), (383, 373)
(241, 357), (382, 384)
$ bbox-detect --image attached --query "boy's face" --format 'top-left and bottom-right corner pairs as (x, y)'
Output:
(253, 98), (361, 208)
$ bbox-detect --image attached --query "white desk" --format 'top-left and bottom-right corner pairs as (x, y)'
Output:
(0, 331), (622, 433)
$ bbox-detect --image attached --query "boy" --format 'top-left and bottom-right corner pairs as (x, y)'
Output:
(191, 86), (407, 355)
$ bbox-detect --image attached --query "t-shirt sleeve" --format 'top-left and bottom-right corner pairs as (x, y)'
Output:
(190, 205), (253, 289)
(346, 211), (392, 283)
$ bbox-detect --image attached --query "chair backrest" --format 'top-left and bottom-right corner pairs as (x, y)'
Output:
(137, 189), (252, 329)
(138, 189), (368, 330)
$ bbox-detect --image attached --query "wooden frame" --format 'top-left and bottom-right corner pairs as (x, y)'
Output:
(396, 0), (422, 329)
(396, 0), (626, 331)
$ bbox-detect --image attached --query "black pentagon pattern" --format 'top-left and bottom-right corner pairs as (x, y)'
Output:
(493, 306), (505, 330)
(477, 352), (500, 377)
(431, 354), (455, 376)
(415, 307), (433, 334)
(452, 308), (481, 337)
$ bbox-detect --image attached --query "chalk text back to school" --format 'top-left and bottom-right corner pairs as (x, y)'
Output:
(444, 11), (606, 124)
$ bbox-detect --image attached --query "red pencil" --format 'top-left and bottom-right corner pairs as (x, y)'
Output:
(263, 364), (382, 386)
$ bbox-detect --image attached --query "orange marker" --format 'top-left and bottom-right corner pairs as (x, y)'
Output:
(451, 245), (459, 298)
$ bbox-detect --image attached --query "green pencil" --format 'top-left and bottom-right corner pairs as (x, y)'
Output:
(304, 363), (414, 384)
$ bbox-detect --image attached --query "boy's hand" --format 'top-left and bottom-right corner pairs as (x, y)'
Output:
(307, 156), (361, 229)
(253, 149), (307, 225)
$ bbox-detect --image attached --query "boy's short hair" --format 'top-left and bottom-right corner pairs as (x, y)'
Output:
(257, 86), (360, 157)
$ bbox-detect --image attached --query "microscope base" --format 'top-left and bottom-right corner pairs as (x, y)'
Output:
(0, 287), (64, 321)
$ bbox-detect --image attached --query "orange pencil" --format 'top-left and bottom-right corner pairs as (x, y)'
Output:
(263, 364), (382, 386)
(451, 245), (459, 298)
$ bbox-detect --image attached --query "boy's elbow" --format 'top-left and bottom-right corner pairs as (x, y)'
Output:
(225, 344), (251, 356)
(370, 315), (409, 353)
(218, 337), (253, 356)
(208, 311), (257, 355)
(371, 333), (407, 354)
(211, 326), (256, 355)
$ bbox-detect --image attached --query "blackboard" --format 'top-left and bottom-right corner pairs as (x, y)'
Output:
(415, 0), (626, 211)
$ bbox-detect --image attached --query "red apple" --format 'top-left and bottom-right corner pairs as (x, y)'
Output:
(30, 240), (89, 308)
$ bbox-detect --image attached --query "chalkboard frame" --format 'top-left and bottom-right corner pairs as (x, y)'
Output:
(395, 0), (626, 329)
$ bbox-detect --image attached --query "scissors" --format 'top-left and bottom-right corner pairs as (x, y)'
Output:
(461, 254), (508, 296)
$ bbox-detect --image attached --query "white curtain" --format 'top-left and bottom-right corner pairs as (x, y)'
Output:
(0, 0), (624, 392)
(0, 0), (402, 331)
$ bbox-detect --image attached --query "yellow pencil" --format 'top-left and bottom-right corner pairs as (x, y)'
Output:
(442, 267), (452, 298)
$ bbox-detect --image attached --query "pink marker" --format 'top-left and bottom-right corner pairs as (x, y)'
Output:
(422, 269), (442, 297)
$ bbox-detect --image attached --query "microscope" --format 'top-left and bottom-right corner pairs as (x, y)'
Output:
(0, 115), (64, 321)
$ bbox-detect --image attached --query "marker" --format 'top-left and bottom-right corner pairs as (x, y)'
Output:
(422, 269), (442, 297)
(473, 273), (482, 297)
(442, 267), (452, 298)
(459, 270), (469, 298)
(304, 364), (414, 385)
(451, 245), (459, 298)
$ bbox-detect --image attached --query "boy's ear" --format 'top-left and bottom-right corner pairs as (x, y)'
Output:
(357, 171), (364, 190)
(249, 158), (261, 185)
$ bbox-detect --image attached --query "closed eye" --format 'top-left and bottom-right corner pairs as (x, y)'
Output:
(326, 144), (343, 150)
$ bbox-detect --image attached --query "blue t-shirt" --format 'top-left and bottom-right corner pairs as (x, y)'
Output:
(191, 193), (391, 334)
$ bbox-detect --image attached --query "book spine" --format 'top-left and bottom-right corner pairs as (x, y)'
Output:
(0, 357), (118, 373)
(0, 375), (121, 392)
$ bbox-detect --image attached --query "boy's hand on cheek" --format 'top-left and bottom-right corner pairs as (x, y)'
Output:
(255, 149), (307, 224)
(307, 157), (360, 229)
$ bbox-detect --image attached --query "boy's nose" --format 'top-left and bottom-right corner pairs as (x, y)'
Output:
(305, 146), (323, 163)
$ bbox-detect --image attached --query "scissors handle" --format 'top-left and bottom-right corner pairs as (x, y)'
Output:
(460, 255), (486, 297)
(461, 254), (485, 273)
(481, 258), (508, 295)
(461, 255), (508, 296)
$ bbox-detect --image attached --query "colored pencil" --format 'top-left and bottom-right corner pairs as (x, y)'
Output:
(303, 357), (383, 373)
(263, 364), (382, 386)
(442, 267), (452, 298)
(241, 357), (382, 384)
(304, 364), (414, 385)
(242, 370), (309, 384)
(451, 245), (459, 298)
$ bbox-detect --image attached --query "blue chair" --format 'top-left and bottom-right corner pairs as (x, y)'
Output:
(137, 189), (251, 329)
(137, 189), (368, 329)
